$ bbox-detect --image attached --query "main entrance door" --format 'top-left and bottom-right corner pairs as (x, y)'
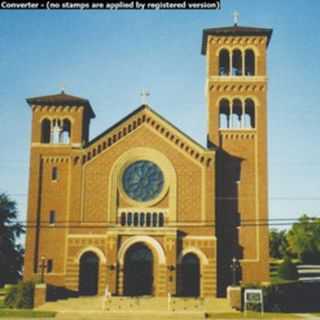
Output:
(124, 243), (153, 296)
(181, 253), (200, 297)
(79, 252), (99, 296)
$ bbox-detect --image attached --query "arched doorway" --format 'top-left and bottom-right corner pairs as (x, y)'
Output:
(181, 253), (200, 297)
(124, 242), (153, 296)
(79, 252), (99, 296)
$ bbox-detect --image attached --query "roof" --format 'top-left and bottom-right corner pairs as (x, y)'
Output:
(201, 25), (273, 55)
(26, 91), (96, 118)
(88, 104), (208, 152)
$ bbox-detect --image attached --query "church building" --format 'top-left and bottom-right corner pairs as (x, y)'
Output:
(24, 23), (272, 298)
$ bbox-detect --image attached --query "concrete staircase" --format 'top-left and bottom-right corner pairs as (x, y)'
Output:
(37, 296), (236, 319)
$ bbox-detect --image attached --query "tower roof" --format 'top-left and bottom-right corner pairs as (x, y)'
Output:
(26, 91), (96, 118)
(201, 25), (273, 55)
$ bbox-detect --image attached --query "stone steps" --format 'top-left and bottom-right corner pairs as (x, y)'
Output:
(38, 296), (234, 314)
(55, 311), (206, 320)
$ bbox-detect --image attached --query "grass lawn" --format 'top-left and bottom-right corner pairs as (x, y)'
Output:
(0, 309), (56, 318)
(208, 311), (300, 319)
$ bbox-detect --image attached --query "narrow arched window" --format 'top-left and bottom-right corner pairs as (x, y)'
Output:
(245, 49), (255, 76)
(232, 49), (242, 76)
(133, 212), (139, 227)
(159, 213), (164, 227)
(61, 119), (71, 144)
(127, 212), (132, 226)
(52, 167), (58, 181)
(47, 259), (53, 273)
(219, 49), (230, 76)
(41, 119), (51, 143)
(152, 213), (158, 227)
(140, 213), (145, 227)
(146, 213), (151, 227)
(49, 210), (56, 225)
(231, 99), (243, 128)
(120, 212), (126, 226)
(244, 99), (255, 128)
(219, 99), (230, 129)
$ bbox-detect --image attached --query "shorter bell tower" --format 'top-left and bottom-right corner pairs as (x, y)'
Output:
(24, 91), (95, 277)
(27, 91), (95, 148)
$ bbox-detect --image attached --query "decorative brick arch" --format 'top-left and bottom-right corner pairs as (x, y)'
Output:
(75, 246), (107, 264)
(118, 235), (166, 265)
(178, 247), (209, 265)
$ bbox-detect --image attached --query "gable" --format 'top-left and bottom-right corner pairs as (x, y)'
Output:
(81, 105), (214, 168)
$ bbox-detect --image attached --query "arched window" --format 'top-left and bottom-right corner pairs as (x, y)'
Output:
(41, 119), (51, 143)
(133, 212), (139, 227)
(245, 49), (255, 76)
(244, 99), (255, 128)
(140, 213), (145, 227)
(159, 213), (164, 227)
(231, 99), (242, 128)
(219, 99), (230, 129)
(232, 49), (242, 76)
(127, 212), (132, 226)
(60, 119), (71, 144)
(219, 49), (230, 76)
(152, 213), (158, 227)
(146, 213), (151, 227)
(51, 167), (58, 181)
(49, 210), (56, 225)
(120, 212), (126, 226)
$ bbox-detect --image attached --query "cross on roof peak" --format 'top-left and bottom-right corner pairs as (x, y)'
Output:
(233, 11), (240, 26)
(140, 89), (150, 105)
(59, 83), (66, 94)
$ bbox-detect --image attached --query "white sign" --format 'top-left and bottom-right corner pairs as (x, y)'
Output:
(244, 288), (264, 314)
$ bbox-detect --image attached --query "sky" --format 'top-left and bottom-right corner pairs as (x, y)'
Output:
(0, 0), (320, 237)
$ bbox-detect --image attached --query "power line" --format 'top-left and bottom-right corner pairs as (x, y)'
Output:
(8, 217), (320, 223)
(3, 193), (320, 201)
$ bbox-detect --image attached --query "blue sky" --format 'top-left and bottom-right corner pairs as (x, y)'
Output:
(1, 0), (320, 232)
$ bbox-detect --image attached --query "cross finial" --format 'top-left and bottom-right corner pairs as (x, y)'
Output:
(140, 89), (150, 105)
(59, 83), (65, 94)
(233, 11), (240, 26)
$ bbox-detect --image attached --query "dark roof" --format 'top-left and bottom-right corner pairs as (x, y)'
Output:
(201, 25), (273, 55)
(88, 104), (208, 151)
(26, 91), (95, 118)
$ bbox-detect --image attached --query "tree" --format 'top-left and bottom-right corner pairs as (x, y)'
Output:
(277, 256), (299, 280)
(0, 193), (24, 287)
(287, 214), (320, 264)
(269, 228), (288, 259)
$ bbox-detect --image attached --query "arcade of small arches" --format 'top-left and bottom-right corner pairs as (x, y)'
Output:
(76, 239), (206, 297)
(219, 98), (255, 129)
(219, 48), (256, 76)
(41, 118), (72, 144)
(119, 211), (165, 228)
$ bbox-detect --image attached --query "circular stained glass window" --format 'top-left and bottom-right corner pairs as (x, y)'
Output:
(122, 160), (164, 202)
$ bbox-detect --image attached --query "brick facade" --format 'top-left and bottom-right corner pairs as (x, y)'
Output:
(24, 24), (271, 298)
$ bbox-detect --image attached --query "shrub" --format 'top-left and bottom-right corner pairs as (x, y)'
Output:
(242, 281), (320, 312)
(4, 286), (18, 308)
(4, 281), (34, 309)
(278, 257), (299, 280)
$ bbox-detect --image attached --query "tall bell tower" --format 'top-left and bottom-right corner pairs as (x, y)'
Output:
(202, 20), (272, 295)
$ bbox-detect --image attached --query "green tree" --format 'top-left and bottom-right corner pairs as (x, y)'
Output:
(287, 214), (320, 264)
(269, 228), (288, 259)
(0, 193), (24, 287)
(277, 256), (299, 280)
